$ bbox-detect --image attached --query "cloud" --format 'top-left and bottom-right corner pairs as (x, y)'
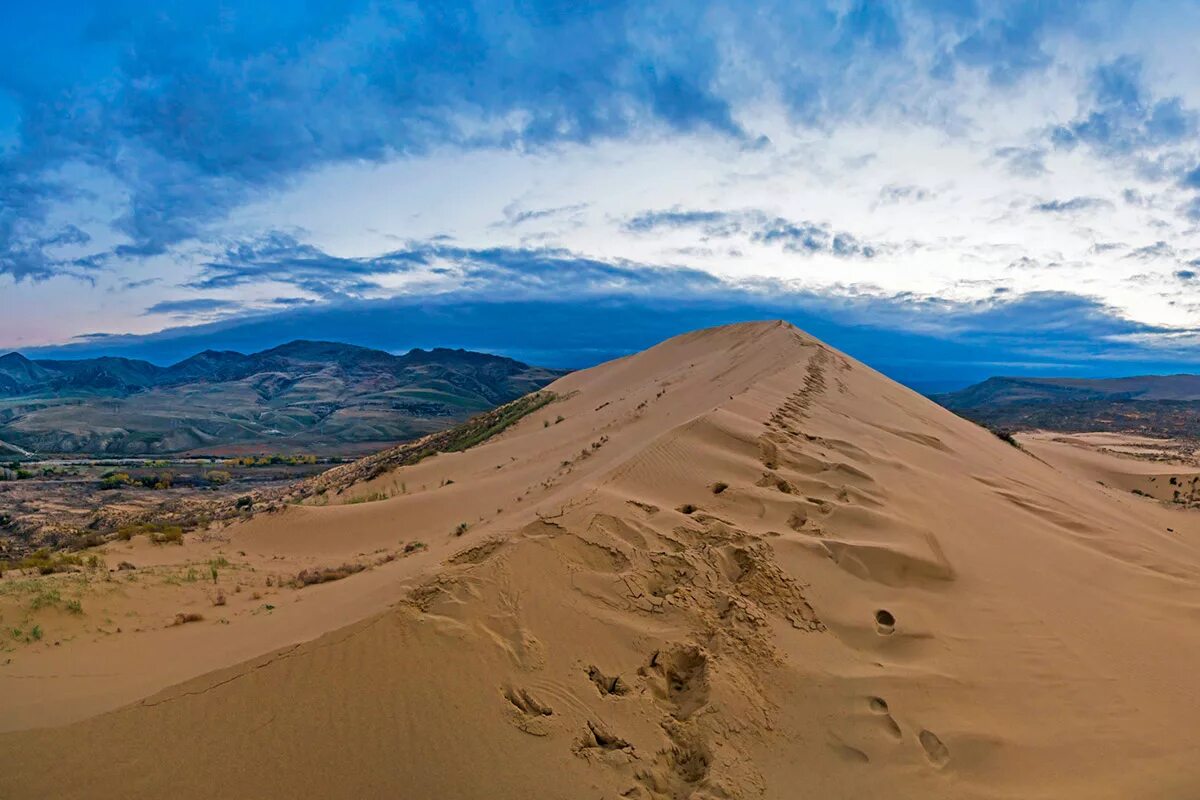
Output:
(1183, 197), (1200, 221)
(623, 208), (882, 257)
(143, 298), (242, 316)
(493, 201), (590, 229)
(1032, 196), (1112, 213)
(186, 232), (729, 300)
(622, 209), (746, 236)
(876, 184), (934, 204)
(1180, 165), (1200, 190)
(994, 146), (1047, 177)
(939, 1), (1077, 85)
(1047, 54), (1200, 223)
(0, 173), (98, 281)
(1051, 57), (1197, 158)
(1125, 241), (1175, 260)
(757, 219), (879, 257)
(118, 277), (161, 291)
(186, 232), (412, 295)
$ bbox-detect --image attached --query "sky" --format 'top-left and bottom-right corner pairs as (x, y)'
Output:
(2, 1), (1200, 391)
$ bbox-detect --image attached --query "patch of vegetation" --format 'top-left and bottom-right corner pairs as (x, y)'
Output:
(205, 470), (232, 486)
(347, 491), (390, 504)
(0, 465), (35, 480)
(224, 454), (319, 467)
(149, 527), (184, 545)
(293, 563), (367, 587)
(100, 471), (134, 489)
(144, 471), (175, 490)
(30, 586), (63, 610)
(116, 522), (184, 544)
(990, 428), (1020, 447)
(1, 548), (82, 576)
(441, 392), (558, 454)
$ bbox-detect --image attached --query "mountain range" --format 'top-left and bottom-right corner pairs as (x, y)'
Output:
(0, 341), (563, 454)
(935, 374), (1200, 436)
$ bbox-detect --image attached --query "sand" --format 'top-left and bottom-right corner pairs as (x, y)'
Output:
(2, 320), (1199, 799)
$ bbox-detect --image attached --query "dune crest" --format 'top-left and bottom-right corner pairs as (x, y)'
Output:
(3, 320), (1200, 799)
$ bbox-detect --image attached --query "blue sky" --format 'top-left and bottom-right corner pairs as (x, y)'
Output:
(2, 1), (1200, 390)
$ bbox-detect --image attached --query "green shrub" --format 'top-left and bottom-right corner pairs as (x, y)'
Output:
(206, 470), (232, 486)
(149, 527), (184, 545)
(100, 472), (133, 489)
(2, 549), (82, 576)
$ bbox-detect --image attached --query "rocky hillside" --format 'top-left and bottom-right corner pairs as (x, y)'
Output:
(0, 342), (564, 454)
(934, 374), (1200, 436)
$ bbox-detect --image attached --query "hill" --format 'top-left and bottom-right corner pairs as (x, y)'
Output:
(0, 341), (563, 454)
(935, 374), (1200, 436)
(1, 321), (1198, 798)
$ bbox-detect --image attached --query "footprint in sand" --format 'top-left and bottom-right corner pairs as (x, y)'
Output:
(874, 609), (896, 635)
(919, 729), (950, 767)
(503, 686), (554, 737)
(868, 697), (903, 739)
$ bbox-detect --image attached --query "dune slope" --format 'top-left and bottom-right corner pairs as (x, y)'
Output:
(3, 320), (1200, 799)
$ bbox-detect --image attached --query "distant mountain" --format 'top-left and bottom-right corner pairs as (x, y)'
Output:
(934, 374), (1200, 437)
(0, 353), (57, 395)
(0, 341), (565, 454)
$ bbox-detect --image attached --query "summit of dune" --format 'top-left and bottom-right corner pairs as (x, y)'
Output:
(2, 320), (1200, 800)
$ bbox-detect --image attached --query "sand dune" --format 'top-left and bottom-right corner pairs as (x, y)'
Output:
(3, 320), (1200, 799)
